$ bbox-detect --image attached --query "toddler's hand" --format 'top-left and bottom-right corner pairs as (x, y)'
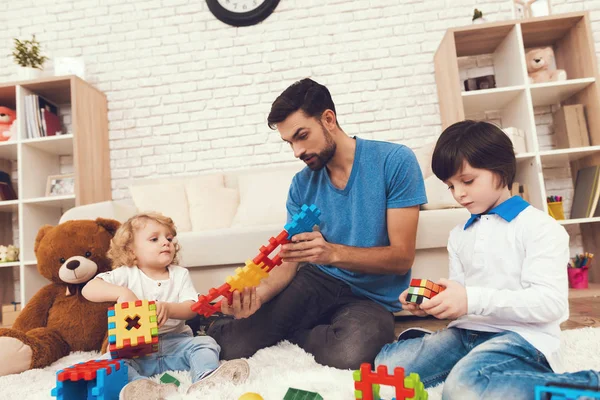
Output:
(399, 288), (428, 317)
(156, 302), (171, 327)
(116, 289), (138, 304)
(419, 279), (468, 320)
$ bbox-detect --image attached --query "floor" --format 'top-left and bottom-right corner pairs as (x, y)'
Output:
(394, 283), (600, 336)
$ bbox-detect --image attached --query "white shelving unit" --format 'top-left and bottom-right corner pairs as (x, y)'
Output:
(0, 76), (111, 308)
(435, 11), (600, 283)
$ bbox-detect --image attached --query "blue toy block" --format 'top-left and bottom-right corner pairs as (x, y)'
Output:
(51, 359), (128, 400)
(284, 204), (322, 239)
(535, 383), (600, 400)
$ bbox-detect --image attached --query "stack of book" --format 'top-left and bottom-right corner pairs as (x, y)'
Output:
(24, 94), (62, 139)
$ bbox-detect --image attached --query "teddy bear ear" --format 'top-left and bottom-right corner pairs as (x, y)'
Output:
(34, 225), (55, 253)
(96, 218), (121, 237)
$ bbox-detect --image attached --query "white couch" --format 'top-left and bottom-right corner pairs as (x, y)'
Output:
(60, 163), (469, 295)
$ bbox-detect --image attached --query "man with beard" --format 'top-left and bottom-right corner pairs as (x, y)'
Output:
(206, 78), (427, 369)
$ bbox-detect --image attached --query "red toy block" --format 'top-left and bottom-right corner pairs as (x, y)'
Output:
(57, 359), (123, 382)
(353, 363), (415, 400)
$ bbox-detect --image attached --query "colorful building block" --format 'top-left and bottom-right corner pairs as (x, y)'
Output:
(354, 363), (427, 400)
(160, 372), (180, 387)
(192, 204), (321, 317)
(51, 359), (127, 400)
(107, 300), (159, 359)
(535, 383), (600, 400)
(284, 204), (322, 239)
(283, 387), (324, 400)
(406, 279), (445, 305)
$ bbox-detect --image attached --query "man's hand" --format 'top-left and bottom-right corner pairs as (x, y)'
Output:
(399, 288), (428, 317)
(116, 288), (138, 304)
(221, 287), (261, 319)
(156, 302), (171, 327)
(419, 279), (468, 320)
(279, 231), (338, 265)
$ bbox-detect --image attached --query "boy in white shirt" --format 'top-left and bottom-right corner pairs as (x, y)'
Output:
(375, 120), (600, 399)
(82, 212), (249, 400)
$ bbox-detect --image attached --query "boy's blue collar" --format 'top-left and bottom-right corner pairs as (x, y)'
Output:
(464, 196), (530, 230)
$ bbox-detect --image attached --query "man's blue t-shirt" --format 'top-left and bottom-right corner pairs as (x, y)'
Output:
(286, 137), (427, 311)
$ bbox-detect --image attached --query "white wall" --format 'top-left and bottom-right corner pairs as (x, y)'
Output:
(1, 0), (598, 251)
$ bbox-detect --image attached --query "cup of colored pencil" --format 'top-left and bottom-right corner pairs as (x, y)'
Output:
(547, 196), (565, 220)
(567, 252), (593, 289)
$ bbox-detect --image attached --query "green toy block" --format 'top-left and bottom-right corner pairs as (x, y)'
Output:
(404, 372), (428, 400)
(160, 372), (180, 387)
(283, 387), (324, 400)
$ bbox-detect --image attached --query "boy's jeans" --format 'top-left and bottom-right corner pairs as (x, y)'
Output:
(102, 332), (220, 383)
(375, 328), (600, 400)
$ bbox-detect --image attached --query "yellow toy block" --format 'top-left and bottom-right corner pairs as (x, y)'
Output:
(107, 300), (159, 359)
(226, 260), (269, 292)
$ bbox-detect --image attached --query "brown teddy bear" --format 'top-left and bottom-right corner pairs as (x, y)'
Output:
(526, 47), (567, 83)
(0, 218), (119, 376)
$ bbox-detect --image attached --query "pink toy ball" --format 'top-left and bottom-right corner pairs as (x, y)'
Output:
(0, 106), (16, 142)
(238, 393), (264, 400)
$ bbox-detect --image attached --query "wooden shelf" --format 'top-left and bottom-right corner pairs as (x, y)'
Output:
(0, 200), (18, 212)
(559, 217), (600, 226)
(21, 134), (73, 156)
(0, 261), (19, 269)
(21, 195), (76, 209)
(530, 78), (596, 107)
(462, 86), (525, 115)
(0, 141), (17, 159)
(540, 146), (600, 167)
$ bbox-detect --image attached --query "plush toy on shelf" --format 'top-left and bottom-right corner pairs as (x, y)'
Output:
(0, 107), (16, 142)
(526, 47), (567, 84)
(0, 245), (19, 263)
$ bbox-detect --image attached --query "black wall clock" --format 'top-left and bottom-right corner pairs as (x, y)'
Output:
(206, 0), (281, 27)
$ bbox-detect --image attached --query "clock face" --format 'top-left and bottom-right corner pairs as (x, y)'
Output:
(216, 0), (265, 13)
(207, 0), (280, 27)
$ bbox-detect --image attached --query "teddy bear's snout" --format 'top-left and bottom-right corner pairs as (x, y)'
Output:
(66, 260), (80, 270)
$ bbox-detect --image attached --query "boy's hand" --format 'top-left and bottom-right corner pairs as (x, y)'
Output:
(116, 289), (138, 304)
(221, 287), (261, 319)
(156, 302), (171, 327)
(419, 279), (468, 320)
(399, 288), (428, 317)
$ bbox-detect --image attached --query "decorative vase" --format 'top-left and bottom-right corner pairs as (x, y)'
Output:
(16, 66), (42, 81)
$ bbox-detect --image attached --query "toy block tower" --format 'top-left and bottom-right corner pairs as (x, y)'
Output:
(51, 359), (128, 400)
(107, 300), (159, 359)
(406, 279), (445, 305)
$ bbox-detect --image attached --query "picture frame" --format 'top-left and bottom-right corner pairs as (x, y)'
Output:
(45, 174), (75, 197)
(512, 0), (552, 20)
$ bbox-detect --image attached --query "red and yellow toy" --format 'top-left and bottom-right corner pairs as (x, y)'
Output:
(107, 300), (159, 359)
(191, 204), (321, 317)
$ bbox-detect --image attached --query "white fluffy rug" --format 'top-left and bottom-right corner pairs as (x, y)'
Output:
(1, 327), (599, 400)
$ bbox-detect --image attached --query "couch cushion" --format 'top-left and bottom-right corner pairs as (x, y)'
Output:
(422, 175), (462, 210)
(186, 186), (239, 231)
(231, 167), (301, 227)
(130, 182), (193, 232)
(413, 141), (435, 180)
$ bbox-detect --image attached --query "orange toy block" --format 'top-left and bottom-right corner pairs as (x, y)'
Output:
(354, 363), (428, 400)
(107, 300), (159, 359)
(406, 278), (445, 305)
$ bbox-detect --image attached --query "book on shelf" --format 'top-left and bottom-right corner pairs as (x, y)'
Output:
(571, 165), (600, 219)
(23, 94), (61, 139)
(0, 171), (17, 201)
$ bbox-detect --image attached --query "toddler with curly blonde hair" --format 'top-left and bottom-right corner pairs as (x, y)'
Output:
(82, 212), (248, 399)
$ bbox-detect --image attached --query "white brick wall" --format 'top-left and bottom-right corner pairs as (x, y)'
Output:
(1, 0), (597, 254)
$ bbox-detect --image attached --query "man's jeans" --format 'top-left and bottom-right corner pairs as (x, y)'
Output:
(101, 332), (220, 383)
(375, 328), (600, 400)
(208, 264), (395, 369)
